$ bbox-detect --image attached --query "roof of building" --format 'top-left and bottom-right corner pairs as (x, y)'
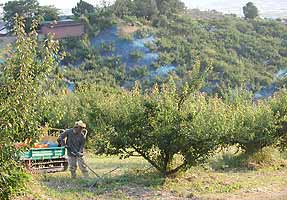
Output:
(41, 20), (83, 28)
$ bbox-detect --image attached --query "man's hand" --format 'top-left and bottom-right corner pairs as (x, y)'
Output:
(77, 152), (84, 157)
(71, 151), (83, 157)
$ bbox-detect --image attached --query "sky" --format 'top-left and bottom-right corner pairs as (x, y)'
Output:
(0, 0), (287, 18)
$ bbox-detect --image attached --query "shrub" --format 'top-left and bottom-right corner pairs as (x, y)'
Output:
(269, 90), (287, 150)
(222, 88), (280, 155)
(129, 50), (144, 59)
(209, 147), (285, 170)
(0, 145), (30, 200)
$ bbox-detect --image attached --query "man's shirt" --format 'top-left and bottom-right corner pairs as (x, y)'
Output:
(60, 128), (86, 156)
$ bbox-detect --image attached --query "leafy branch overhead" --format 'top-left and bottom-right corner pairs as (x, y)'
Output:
(0, 17), (61, 199)
(3, 0), (60, 31)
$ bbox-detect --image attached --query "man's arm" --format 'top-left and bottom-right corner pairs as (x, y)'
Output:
(78, 134), (86, 156)
(59, 130), (68, 146)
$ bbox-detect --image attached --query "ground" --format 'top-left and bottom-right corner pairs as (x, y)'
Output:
(16, 154), (287, 200)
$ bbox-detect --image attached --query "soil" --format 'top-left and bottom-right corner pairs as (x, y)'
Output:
(96, 185), (287, 200)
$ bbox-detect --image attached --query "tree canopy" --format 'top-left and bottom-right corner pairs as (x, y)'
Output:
(72, 0), (95, 17)
(112, 0), (185, 19)
(39, 5), (60, 21)
(3, 0), (40, 31)
(243, 2), (259, 19)
(3, 0), (60, 31)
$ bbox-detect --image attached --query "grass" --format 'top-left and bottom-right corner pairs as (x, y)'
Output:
(19, 155), (165, 200)
(209, 147), (287, 170)
(164, 167), (287, 198)
(17, 152), (287, 200)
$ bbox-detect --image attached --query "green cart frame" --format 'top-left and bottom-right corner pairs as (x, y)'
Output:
(21, 146), (68, 173)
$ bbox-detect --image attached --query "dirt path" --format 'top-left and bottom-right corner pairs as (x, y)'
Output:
(201, 187), (287, 200)
(97, 186), (196, 200)
(95, 184), (287, 200)
(97, 188), (287, 200)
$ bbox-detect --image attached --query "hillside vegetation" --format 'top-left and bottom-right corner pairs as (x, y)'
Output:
(59, 1), (287, 95)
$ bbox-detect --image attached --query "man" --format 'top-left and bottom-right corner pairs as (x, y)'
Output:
(60, 120), (89, 178)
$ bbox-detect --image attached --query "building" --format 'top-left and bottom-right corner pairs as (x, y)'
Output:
(39, 20), (85, 40)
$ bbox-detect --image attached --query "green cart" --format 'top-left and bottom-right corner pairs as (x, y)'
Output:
(20, 146), (68, 173)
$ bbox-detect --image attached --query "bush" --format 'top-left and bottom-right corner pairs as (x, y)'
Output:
(231, 102), (278, 154)
(244, 147), (286, 169)
(222, 88), (280, 155)
(209, 147), (286, 170)
(0, 145), (30, 200)
(269, 90), (287, 150)
(129, 50), (144, 59)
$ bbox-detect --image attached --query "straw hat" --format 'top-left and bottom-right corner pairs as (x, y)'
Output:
(74, 120), (86, 128)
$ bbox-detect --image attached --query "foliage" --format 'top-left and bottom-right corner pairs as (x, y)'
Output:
(72, 0), (95, 17)
(74, 2), (116, 34)
(51, 3), (287, 169)
(3, 0), (40, 31)
(1, 3), (287, 200)
(62, 3), (287, 92)
(154, 14), (287, 92)
(220, 88), (279, 154)
(155, 0), (185, 16)
(0, 145), (30, 200)
(113, 0), (135, 18)
(0, 17), (60, 199)
(113, 0), (185, 20)
(130, 66), (149, 78)
(90, 62), (221, 176)
(89, 3), (116, 30)
(134, 0), (159, 20)
(42, 76), (285, 176)
(269, 89), (287, 150)
(129, 50), (144, 60)
(39, 5), (60, 21)
(243, 2), (259, 19)
(3, 0), (60, 31)
(98, 84), (225, 175)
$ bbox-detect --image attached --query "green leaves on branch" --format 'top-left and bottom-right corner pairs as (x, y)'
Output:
(1, 16), (60, 142)
(44, 60), (287, 176)
(0, 17), (60, 199)
(243, 2), (259, 20)
(3, 0), (60, 32)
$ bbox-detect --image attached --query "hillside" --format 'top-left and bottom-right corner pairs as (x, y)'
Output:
(59, 9), (287, 98)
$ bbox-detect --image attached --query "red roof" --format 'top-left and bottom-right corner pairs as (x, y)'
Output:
(42, 20), (83, 28)
(40, 20), (85, 39)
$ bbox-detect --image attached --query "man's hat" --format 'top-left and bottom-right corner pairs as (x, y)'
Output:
(74, 120), (86, 128)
